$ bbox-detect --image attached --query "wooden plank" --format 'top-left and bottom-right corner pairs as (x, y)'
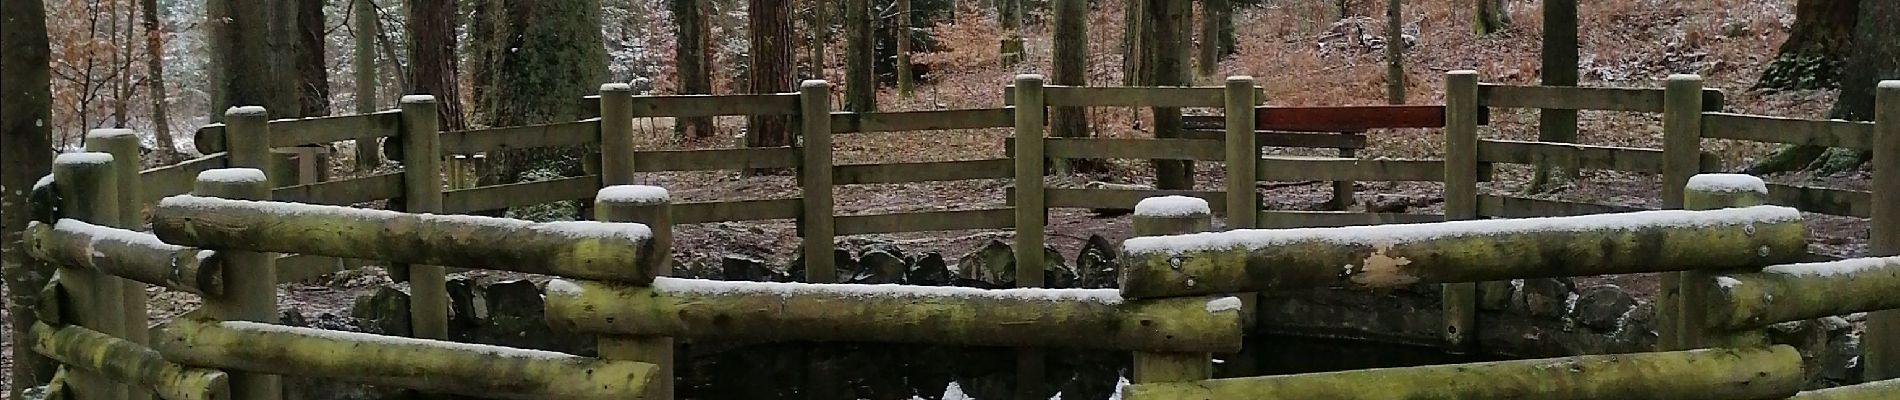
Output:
(633, 147), (799, 172)
(193, 111), (403, 153)
(672, 198), (804, 224)
(1256, 156), (1447, 181)
(1006, 85), (1259, 107)
(833, 159), (1013, 185)
(833, 208), (1015, 235)
(1478, 84), (1726, 112)
(1256, 105), (1447, 131)
(1042, 86), (1227, 107)
(1045, 188), (1227, 211)
(270, 172), (404, 206)
(1476, 195), (1646, 218)
(1256, 211), (1443, 228)
(1476, 139), (1666, 173)
(628, 93), (800, 117)
(1765, 183), (1869, 218)
(440, 119), (600, 154)
(440, 175), (600, 214)
(830, 109), (1015, 133)
(1700, 112), (1876, 150)
(1044, 138), (1225, 160)
(140, 153), (229, 204)
(1179, 130), (1368, 149)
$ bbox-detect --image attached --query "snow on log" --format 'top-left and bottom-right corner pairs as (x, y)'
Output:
(543, 277), (1243, 353)
(1119, 206), (1806, 298)
(27, 220), (223, 296)
(1685, 173), (1768, 194)
(152, 318), (656, 400)
(150, 196), (656, 283)
(1706, 256), (1900, 330)
(1122, 346), (1802, 400)
(1789, 377), (1900, 399)
(30, 322), (229, 400)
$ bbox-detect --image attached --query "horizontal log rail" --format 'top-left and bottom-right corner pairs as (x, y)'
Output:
(1004, 85), (1259, 107)
(1122, 346), (1801, 400)
(672, 198), (803, 224)
(1042, 138), (1226, 161)
(1046, 188), (1226, 211)
(441, 175), (600, 214)
(1701, 112), (1875, 150)
(27, 219), (223, 296)
(439, 119), (600, 155)
(1706, 257), (1900, 330)
(1478, 139), (1668, 173)
(830, 108), (1015, 133)
(1766, 182), (1871, 218)
(152, 196), (656, 282)
(834, 208), (1015, 235)
(628, 93), (800, 117)
(32, 322), (229, 400)
(633, 147), (799, 172)
(271, 172), (403, 206)
(1177, 129), (1368, 149)
(543, 277), (1243, 353)
(1790, 377), (1900, 399)
(140, 153), (229, 205)
(1256, 156), (1450, 182)
(195, 110), (402, 154)
(1118, 205), (1807, 298)
(1256, 211), (1443, 229)
(833, 159), (1014, 185)
(1477, 195), (1648, 219)
(1478, 84), (1726, 112)
(154, 318), (656, 400)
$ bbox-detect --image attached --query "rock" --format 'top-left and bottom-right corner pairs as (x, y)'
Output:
(1074, 235), (1117, 289)
(955, 239), (1015, 287)
(278, 307), (309, 327)
(722, 254), (775, 281)
(1515, 278), (1576, 319)
(1478, 280), (1516, 311)
(786, 248), (856, 282)
(856, 240), (908, 262)
(351, 286), (411, 337)
(854, 250), (908, 284)
(1043, 246), (1077, 288)
(481, 280), (590, 355)
(1573, 285), (1636, 331)
(907, 252), (952, 286)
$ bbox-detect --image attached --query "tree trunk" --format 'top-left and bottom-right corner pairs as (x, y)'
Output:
(1474, 0), (1508, 35)
(1150, 0), (1193, 190)
(1052, 0), (1100, 174)
(141, 0), (176, 162)
(1750, 0), (1898, 175)
(896, 0), (914, 97)
(808, 0), (827, 79)
(297, 0), (331, 118)
(1122, 0), (1148, 86)
(353, 0), (381, 170)
(998, 0), (1024, 65)
(483, 0), (608, 185)
(209, 0), (286, 121)
(1196, 0), (1226, 78)
(747, 0), (796, 156)
(270, 0), (304, 117)
(1527, 0), (1578, 193)
(407, 0), (467, 131)
(1385, 0), (1405, 104)
(844, 0), (876, 111)
(1757, 0), (1858, 90)
(672, 0), (715, 139)
(3, 0), (57, 394)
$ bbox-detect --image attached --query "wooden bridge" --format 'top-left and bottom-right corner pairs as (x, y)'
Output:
(18, 74), (1900, 399)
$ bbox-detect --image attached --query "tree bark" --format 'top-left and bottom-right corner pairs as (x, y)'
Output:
(1385, 0), (1405, 104)
(1196, 0), (1226, 78)
(748, 0), (796, 152)
(896, 0), (915, 97)
(3, 0), (57, 394)
(808, 0), (827, 79)
(1474, 0), (1508, 35)
(482, 0), (608, 185)
(672, 0), (715, 139)
(1757, 0), (1858, 90)
(140, 0), (176, 162)
(1149, 0), (1193, 190)
(1750, 0), (1897, 174)
(844, 0), (876, 111)
(353, 0), (381, 169)
(407, 0), (467, 131)
(297, 0), (331, 117)
(1527, 0), (1578, 193)
(1052, 0), (1100, 174)
(209, 0), (286, 121)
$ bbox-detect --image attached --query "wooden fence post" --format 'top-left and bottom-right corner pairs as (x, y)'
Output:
(797, 79), (839, 400)
(85, 129), (151, 400)
(1441, 70), (1481, 353)
(1658, 74), (1705, 351)
(1225, 76), (1258, 229)
(192, 167), (280, 400)
(601, 83), (636, 185)
(53, 152), (127, 400)
(595, 185), (673, 399)
(398, 95), (447, 341)
(1130, 196), (1214, 386)
(1011, 73), (1047, 400)
(1679, 174), (1768, 349)
(1867, 80), (1900, 380)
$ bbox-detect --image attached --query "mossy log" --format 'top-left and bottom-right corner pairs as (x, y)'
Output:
(26, 220), (222, 296)
(1706, 257), (1900, 331)
(30, 322), (229, 400)
(1119, 206), (1806, 299)
(1122, 346), (1802, 400)
(152, 317), (657, 399)
(150, 196), (655, 283)
(543, 278), (1243, 353)
(1790, 377), (1900, 399)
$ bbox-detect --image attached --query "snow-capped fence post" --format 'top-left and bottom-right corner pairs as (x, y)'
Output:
(594, 185), (674, 399)
(1441, 70), (1481, 354)
(189, 168), (280, 400)
(600, 83), (637, 186)
(1012, 74), (1049, 399)
(1868, 80), (1900, 380)
(1678, 174), (1768, 349)
(799, 80), (837, 283)
(1129, 196), (1214, 385)
(223, 106), (274, 179)
(53, 152), (130, 400)
(83, 129), (151, 400)
(397, 95), (449, 342)
(1224, 76), (1258, 229)
(1659, 74), (1706, 351)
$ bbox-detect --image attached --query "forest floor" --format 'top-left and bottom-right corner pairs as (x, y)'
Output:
(2, 0), (1869, 396)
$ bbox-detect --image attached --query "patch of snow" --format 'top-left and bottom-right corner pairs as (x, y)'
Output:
(1122, 205), (1802, 255)
(1133, 196), (1210, 218)
(34, 174), (55, 191)
(225, 106), (267, 116)
(1686, 174), (1768, 194)
(601, 83), (631, 91)
(54, 152), (114, 166)
(1205, 296), (1243, 313)
(218, 320), (580, 360)
(596, 185), (670, 204)
(651, 277), (1124, 305)
(54, 219), (177, 251)
(158, 195), (651, 242)
(197, 168), (267, 184)
(1716, 276), (1743, 289)
(1761, 256), (1900, 277)
(86, 128), (137, 139)
(544, 279), (583, 297)
(400, 95), (436, 103)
